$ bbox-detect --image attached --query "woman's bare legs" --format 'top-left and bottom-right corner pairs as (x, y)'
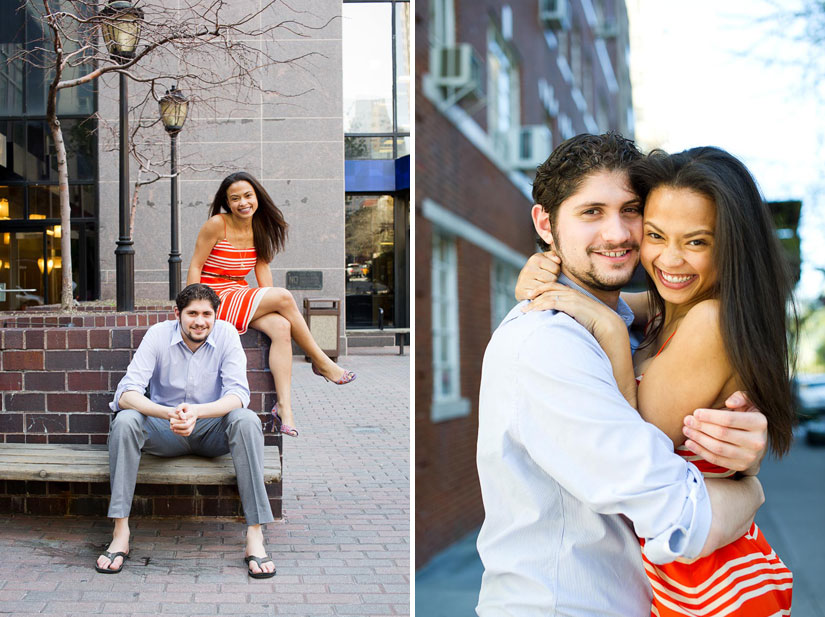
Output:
(248, 313), (295, 427)
(251, 287), (349, 382)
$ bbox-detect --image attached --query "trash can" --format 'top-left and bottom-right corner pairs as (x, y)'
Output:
(303, 298), (340, 361)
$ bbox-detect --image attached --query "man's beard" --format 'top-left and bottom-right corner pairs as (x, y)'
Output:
(180, 319), (210, 344)
(553, 231), (638, 292)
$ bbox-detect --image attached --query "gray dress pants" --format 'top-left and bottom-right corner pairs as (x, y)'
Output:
(107, 408), (274, 525)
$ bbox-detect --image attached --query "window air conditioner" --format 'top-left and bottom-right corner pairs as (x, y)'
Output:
(539, 0), (571, 32)
(433, 44), (482, 90)
(511, 125), (553, 170)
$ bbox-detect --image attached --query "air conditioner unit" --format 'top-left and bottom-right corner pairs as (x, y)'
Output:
(595, 21), (620, 39)
(432, 44), (482, 90)
(511, 125), (553, 171)
(539, 0), (571, 32)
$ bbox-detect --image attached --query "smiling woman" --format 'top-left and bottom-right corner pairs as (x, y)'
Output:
(641, 186), (717, 303)
(186, 171), (356, 438)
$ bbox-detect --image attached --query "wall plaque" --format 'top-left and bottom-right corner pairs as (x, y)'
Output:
(286, 270), (323, 290)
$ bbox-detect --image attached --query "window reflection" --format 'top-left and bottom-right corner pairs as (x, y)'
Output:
(0, 4), (25, 116)
(345, 135), (395, 160)
(0, 121), (26, 181)
(343, 3), (394, 134)
(395, 3), (410, 133)
(345, 194), (395, 327)
(0, 185), (24, 219)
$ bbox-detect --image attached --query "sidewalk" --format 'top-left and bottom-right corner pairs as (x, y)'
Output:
(416, 426), (825, 617)
(0, 350), (410, 616)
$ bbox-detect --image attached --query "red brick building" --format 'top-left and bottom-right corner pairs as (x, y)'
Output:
(415, 0), (634, 569)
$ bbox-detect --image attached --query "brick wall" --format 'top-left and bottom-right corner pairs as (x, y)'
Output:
(0, 307), (282, 517)
(415, 98), (536, 569)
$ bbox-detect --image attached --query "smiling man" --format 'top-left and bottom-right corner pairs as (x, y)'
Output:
(476, 133), (769, 616)
(96, 283), (276, 578)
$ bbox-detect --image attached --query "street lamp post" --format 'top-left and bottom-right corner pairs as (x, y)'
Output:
(100, 1), (144, 312)
(159, 86), (190, 300)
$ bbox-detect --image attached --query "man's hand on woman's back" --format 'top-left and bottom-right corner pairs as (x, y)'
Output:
(682, 391), (768, 474)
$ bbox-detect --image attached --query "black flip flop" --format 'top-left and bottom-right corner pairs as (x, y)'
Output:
(95, 550), (129, 574)
(244, 554), (276, 579)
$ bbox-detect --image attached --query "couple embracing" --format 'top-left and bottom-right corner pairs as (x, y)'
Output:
(477, 133), (794, 616)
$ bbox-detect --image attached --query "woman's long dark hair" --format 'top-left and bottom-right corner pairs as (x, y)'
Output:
(629, 147), (797, 457)
(210, 171), (288, 263)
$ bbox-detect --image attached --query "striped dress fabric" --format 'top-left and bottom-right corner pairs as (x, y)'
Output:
(636, 331), (793, 616)
(200, 239), (267, 334)
(642, 448), (793, 616)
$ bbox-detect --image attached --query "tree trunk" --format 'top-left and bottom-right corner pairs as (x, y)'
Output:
(47, 116), (73, 310)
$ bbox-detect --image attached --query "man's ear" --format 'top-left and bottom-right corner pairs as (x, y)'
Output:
(531, 205), (555, 248)
(174, 306), (180, 319)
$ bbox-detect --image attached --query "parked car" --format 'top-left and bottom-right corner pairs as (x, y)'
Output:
(806, 418), (825, 446)
(792, 374), (825, 446)
(792, 374), (825, 420)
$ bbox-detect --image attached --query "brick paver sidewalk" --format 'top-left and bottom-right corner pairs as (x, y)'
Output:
(0, 350), (410, 616)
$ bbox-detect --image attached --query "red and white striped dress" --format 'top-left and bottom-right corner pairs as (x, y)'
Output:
(642, 447), (793, 617)
(200, 228), (267, 334)
(637, 332), (793, 616)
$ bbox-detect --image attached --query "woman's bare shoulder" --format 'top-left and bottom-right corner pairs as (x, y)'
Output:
(682, 299), (722, 335)
(668, 299), (726, 359)
(199, 214), (224, 236)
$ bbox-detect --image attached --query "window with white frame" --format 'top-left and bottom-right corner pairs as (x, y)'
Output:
(431, 230), (470, 421)
(429, 0), (455, 48)
(491, 259), (520, 330)
(487, 32), (519, 162)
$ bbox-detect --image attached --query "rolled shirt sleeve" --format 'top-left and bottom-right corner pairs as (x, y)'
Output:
(514, 317), (712, 563)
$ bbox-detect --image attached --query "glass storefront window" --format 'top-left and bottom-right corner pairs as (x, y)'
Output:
(395, 2), (410, 133)
(0, 121), (26, 181)
(28, 184), (95, 219)
(0, 185), (24, 219)
(21, 119), (95, 182)
(0, 4), (25, 116)
(0, 222), (95, 310)
(343, 3), (394, 134)
(345, 135), (395, 160)
(0, 230), (43, 310)
(396, 136), (409, 157)
(345, 194), (395, 327)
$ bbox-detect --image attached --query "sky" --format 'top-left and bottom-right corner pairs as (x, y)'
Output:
(627, 0), (825, 301)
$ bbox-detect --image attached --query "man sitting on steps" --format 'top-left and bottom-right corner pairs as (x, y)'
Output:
(96, 283), (276, 578)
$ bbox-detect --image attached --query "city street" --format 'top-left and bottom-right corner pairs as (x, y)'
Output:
(0, 349), (410, 616)
(416, 425), (825, 617)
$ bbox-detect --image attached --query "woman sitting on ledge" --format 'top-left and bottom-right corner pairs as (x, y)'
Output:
(186, 171), (355, 437)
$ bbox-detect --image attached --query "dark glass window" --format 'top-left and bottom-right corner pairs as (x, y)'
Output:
(0, 185), (24, 219)
(29, 184), (95, 219)
(0, 2), (99, 306)
(0, 120), (26, 180)
(0, 5), (25, 115)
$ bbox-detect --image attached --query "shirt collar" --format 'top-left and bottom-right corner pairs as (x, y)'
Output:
(170, 319), (218, 349)
(557, 273), (635, 328)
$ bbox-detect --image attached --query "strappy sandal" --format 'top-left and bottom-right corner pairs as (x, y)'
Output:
(244, 554), (277, 579)
(272, 403), (298, 437)
(312, 364), (356, 385)
(94, 550), (129, 574)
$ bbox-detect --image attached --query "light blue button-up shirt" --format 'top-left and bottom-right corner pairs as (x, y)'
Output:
(476, 275), (711, 617)
(110, 319), (250, 413)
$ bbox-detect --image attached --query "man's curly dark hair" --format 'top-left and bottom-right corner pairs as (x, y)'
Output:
(532, 132), (642, 250)
(176, 283), (220, 313)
